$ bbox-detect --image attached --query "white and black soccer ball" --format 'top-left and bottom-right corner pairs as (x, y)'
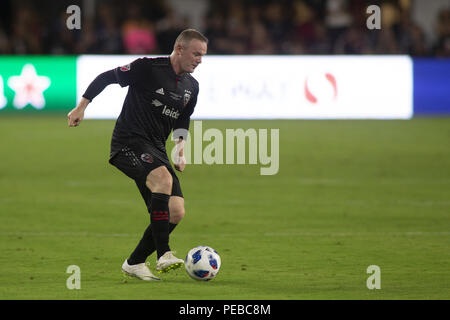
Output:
(185, 246), (221, 281)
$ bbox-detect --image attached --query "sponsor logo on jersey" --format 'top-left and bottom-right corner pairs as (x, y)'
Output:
(120, 64), (130, 72)
(152, 99), (163, 107)
(162, 105), (180, 119)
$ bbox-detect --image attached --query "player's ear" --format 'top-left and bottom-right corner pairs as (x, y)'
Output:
(176, 43), (184, 56)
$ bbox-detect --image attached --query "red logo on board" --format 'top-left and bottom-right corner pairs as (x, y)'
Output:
(304, 73), (338, 104)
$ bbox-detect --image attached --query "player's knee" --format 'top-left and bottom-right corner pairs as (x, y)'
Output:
(170, 206), (185, 224)
(169, 196), (185, 223)
(149, 175), (172, 194)
(146, 167), (173, 194)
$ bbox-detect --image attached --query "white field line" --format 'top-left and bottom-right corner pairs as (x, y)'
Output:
(263, 231), (450, 237)
(0, 231), (449, 238)
(294, 178), (450, 186)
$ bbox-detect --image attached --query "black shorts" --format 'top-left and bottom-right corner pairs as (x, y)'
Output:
(109, 143), (183, 213)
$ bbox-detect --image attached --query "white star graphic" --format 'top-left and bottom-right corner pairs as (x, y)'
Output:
(7, 64), (51, 109)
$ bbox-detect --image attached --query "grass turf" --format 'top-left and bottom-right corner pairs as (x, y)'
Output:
(0, 115), (449, 299)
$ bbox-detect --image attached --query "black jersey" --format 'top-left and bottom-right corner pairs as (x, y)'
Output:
(110, 57), (199, 165)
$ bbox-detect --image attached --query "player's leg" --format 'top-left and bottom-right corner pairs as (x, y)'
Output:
(145, 166), (184, 273)
(127, 196), (185, 265)
(165, 173), (185, 233)
(145, 166), (173, 259)
(169, 196), (185, 224)
(111, 147), (183, 274)
(127, 171), (185, 264)
(110, 148), (161, 280)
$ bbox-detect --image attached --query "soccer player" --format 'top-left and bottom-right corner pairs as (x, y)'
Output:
(67, 29), (208, 281)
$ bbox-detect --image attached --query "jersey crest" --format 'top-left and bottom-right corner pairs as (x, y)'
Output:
(183, 90), (191, 106)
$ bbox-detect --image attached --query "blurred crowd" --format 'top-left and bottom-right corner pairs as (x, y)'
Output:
(0, 0), (448, 56)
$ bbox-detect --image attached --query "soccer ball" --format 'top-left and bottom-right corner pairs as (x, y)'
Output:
(185, 246), (221, 281)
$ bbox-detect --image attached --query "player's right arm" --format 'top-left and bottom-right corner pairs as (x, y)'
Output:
(67, 68), (117, 127)
(67, 58), (150, 127)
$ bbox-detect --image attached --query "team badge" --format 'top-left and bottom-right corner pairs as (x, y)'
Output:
(183, 92), (191, 106)
(120, 64), (130, 72)
(140, 153), (153, 163)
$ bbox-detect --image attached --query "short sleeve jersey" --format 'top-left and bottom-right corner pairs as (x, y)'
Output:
(110, 57), (199, 164)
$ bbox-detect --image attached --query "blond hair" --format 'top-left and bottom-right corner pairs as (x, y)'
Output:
(174, 29), (208, 48)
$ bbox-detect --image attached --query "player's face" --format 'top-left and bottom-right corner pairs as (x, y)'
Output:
(180, 39), (207, 73)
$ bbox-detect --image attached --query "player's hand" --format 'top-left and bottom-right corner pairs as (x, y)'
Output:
(174, 138), (186, 172)
(67, 107), (84, 127)
(68, 98), (90, 127)
(174, 154), (186, 172)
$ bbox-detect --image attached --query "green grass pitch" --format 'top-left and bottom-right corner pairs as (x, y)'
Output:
(0, 115), (449, 299)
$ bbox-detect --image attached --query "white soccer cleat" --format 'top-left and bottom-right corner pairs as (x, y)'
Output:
(121, 259), (161, 281)
(156, 251), (184, 273)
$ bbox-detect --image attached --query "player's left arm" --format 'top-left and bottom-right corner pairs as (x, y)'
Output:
(173, 138), (186, 172)
(173, 85), (198, 172)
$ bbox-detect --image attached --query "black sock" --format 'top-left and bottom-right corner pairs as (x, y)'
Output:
(127, 192), (172, 263)
(128, 223), (178, 265)
(150, 193), (171, 259)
